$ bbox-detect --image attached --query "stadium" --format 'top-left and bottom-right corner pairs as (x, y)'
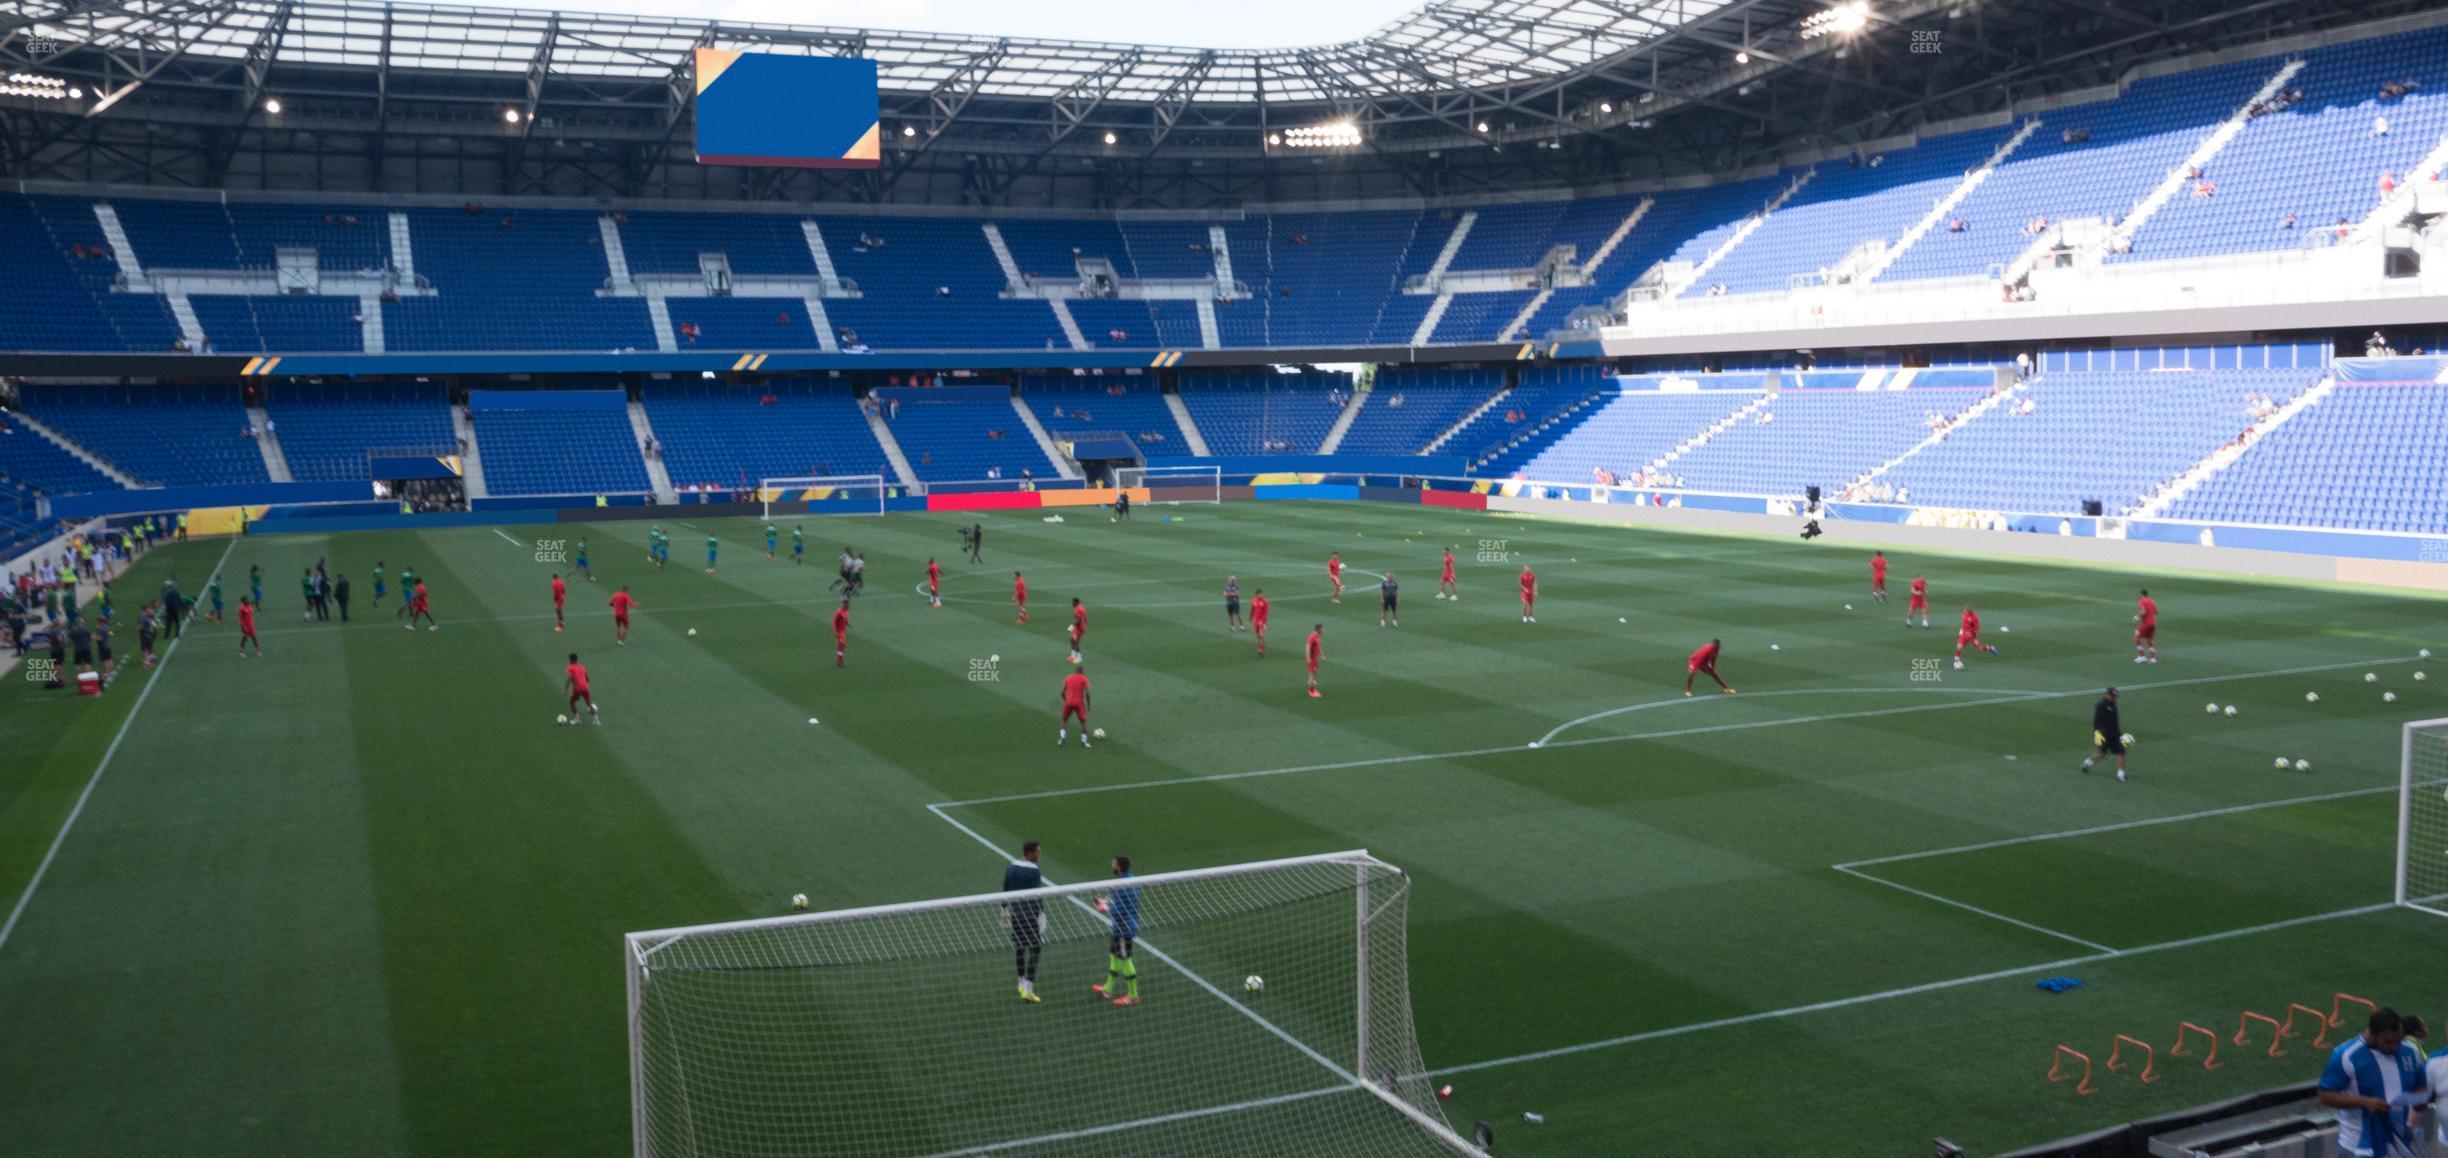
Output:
(4, 0), (2448, 1151)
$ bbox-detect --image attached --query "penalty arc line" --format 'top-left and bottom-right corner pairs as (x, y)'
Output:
(0, 537), (239, 959)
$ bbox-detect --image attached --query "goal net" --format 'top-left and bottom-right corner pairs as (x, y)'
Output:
(2397, 716), (2448, 918)
(759, 475), (888, 519)
(1115, 464), (1221, 504)
(625, 850), (1471, 1158)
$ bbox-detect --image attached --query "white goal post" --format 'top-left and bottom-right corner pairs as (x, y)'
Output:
(1115, 464), (1222, 504)
(624, 849), (1474, 1157)
(2397, 717), (2448, 918)
(758, 475), (888, 519)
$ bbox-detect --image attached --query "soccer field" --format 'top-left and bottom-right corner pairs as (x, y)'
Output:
(4, 500), (2445, 1156)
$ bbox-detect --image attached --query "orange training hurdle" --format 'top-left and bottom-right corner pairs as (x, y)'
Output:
(2281, 1003), (2336, 1050)
(2047, 1044), (2098, 1095)
(2107, 1034), (2160, 1084)
(2331, 993), (2377, 1029)
(2171, 1021), (2222, 1070)
(2235, 1010), (2287, 1057)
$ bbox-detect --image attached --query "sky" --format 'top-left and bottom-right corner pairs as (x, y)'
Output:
(451, 0), (1428, 49)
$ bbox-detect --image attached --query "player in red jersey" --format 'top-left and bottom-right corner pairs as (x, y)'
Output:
(551, 572), (567, 632)
(1067, 598), (1086, 664)
(609, 586), (638, 644)
(1952, 604), (1998, 668)
(1906, 574), (1929, 628)
(1251, 589), (1271, 656)
(1685, 638), (1733, 695)
(1013, 571), (1029, 623)
(832, 599), (851, 667)
(1869, 551), (1889, 604)
(1304, 624), (1323, 697)
(1519, 564), (1538, 623)
(1328, 553), (1344, 604)
(563, 652), (599, 725)
(1058, 666), (1092, 747)
(236, 595), (262, 657)
(406, 579), (438, 631)
(1439, 546), (1458, 601)
(926, 558), (943, 609)
(2132, 588), (2159, 664)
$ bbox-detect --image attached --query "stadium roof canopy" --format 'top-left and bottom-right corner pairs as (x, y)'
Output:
(0, 0), (2431, 207)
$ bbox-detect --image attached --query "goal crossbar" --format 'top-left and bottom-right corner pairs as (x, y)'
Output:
(630, 848), (1392, 952)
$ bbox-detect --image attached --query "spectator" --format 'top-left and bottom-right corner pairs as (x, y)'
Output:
(1947, 216), (1967, 232)
(2280, 210), (2297, 230)
(2316, 1006), (2427, 1158)
(2380, 171), (2398, 195)
(935, 285), (952, 298)
(2374, 114), (2390, 136)
(2014, 352), (2031, 380)
(777, 311), (793, 327)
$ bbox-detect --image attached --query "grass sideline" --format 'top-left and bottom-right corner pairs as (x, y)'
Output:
(2, 501), (2445, 1155)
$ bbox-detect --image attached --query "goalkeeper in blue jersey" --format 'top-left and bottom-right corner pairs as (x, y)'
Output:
(1094, 856), (1143, 1006)
(1002, 841), (1047, 1003)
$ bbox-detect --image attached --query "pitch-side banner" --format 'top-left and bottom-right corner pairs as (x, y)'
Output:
(693, 49), (881, 169)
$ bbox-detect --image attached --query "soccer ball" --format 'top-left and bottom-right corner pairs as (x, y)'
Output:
(2224, 705), (2238, 717)
(2206, 703), (2219, 714)
(687, 628), (698, 637)
(2275, 757), (2291, 769)
(1091, 728), (1106, 740)
(2366, 672), (2379, 683)
(2295, 759), (2311, 772)
(1244, 975), (1265, 994)
(792, 894), (809, 911)
(2386, 692), (2398, 703)
(1770, 644), (1781, 651)
(1844, 604), (1853, 610)
(2306, 692), (2320, 703)
(2119, 733), (2135, 746)
(556, 714), (569, 725)
(2000, 626), (2010, 633)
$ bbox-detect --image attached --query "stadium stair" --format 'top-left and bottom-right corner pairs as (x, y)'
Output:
(627, 399), (679, 502)
(164, 294), (209, 351)
(1667, 170), (1814, 297)
(1839, 382), (2023, 499)
(90, 204), (148, 289)
(1162, 391), (1213, 456)
(1649, 394), (1770, 476)
(2128, 375), (2335, 519)
(247, 405), (294, 482)
(1207, 225), (1234, 285)
(1317, 390), (1365, 453)
(1008, 396), (1081, 480)
(2354, 129), (2448, 244)
(1497, 289), (1553, 341)
(863, 403), (922, 489)
(452, 404), (489, 500)
(803, 296), (840, 352)
(1420, 211), (1478, 286)
(10, 409), (140, 488)
(1049, 299), (1090, 351)
(1425, 386), (1511, 454)
(1195, 298), (1220, 349)
(2099, 60), (2304, 260)
(599, 215), (635, 292)
(361, 296), (385, 353)
(1862, 119), (2043, 284)
(1411, 295), (1454, 345)
(387, 212), (417, 282)
(647, 298), (679, 352)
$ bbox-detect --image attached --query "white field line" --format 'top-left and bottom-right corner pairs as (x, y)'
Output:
(492, 527), (524, 546)
(1426, 902), (2398, 1077)
(936, 655), (2424, 810)
(0, 537), (239, 957)
(1832, 864), (2119, 953)
(924, 804), (1364, 1086)
(1837, 782), (2414, 870)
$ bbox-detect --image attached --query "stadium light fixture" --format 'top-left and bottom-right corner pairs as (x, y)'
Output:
(503, 108), (522, 124)
(1280, 121), (1362, 148)
(1800, 1), (1872, 39)
(1734, 49), (1750, 64)
(263, 97), (282, 114)
(1475, 120), (1489, 132)
(1102, 130), (1117, 145)
(1598, 101), (1613, 114)
(2, 73), (74, 101)
(900, 124), (915, 137)
(1267, 132), (1282, 146)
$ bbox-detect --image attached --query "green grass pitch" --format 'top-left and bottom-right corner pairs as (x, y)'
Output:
(3, 500), (2445, 1155)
